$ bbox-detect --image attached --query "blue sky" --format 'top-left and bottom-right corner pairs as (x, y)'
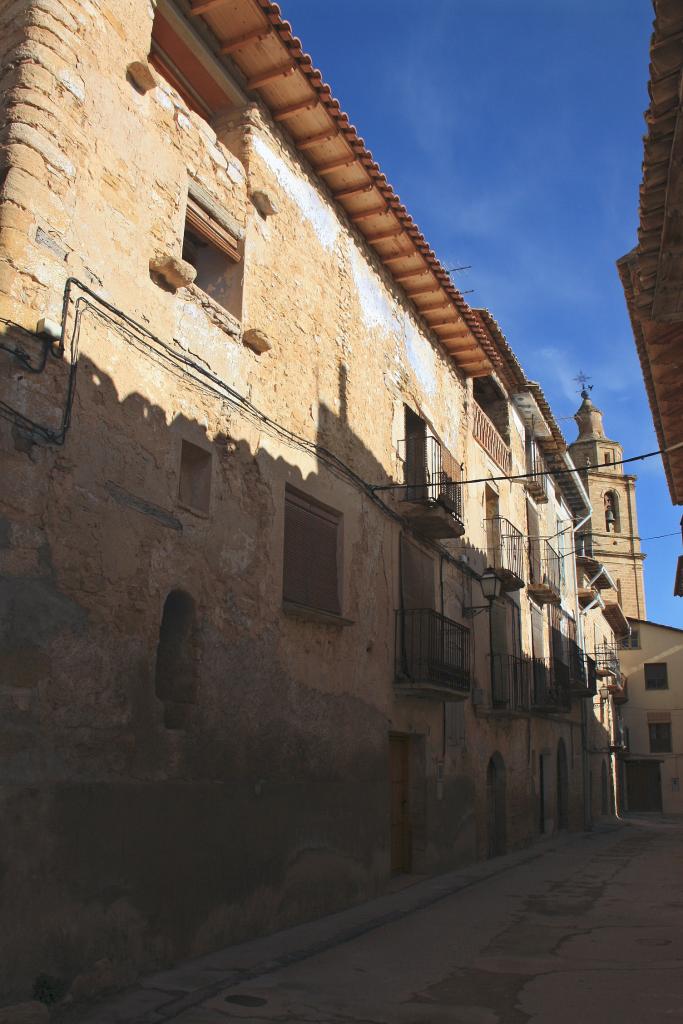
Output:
(285, 0), (681, 626)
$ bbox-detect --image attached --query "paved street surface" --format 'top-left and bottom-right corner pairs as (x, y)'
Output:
(71, 816), (683, 1024)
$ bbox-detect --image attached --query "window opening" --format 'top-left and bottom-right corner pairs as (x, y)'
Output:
(644, 663), (668, 690)
(649, 722), (672, 754)
(179, 439), (212, 514)
(283, 488), (341, 615)
(604, 491), (620, 533)
(154, 590), (198, 729)
(183, 190), (243, 319)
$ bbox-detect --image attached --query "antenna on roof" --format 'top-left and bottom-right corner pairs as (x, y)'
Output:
(446, 265), (472, 273)
(574, 370), (593, 399)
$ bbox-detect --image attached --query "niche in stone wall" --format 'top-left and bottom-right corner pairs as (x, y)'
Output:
(154, 589), (198, 730)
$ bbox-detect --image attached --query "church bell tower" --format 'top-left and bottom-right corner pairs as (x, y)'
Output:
(568, 386), (646, 620)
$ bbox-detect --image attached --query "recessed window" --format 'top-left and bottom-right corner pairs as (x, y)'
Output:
(283, 488), (341, 616)
(154, 590), (198, 730)
(649, 722), (672, 754)
(183, 190), (243, 319)
(620, 630), (640, 649)
(179, 439), (212, 514)
(645, 663), (668, 690)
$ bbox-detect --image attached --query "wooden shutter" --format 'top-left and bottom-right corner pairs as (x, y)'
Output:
(185, 195), (240, 262)
(283, 490), (341, 615)
(400, 535), (435, 610)
(531, 604), (544, 660)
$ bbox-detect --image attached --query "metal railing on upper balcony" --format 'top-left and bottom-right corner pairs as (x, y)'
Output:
(396, 608), (471, 694)
(397, 435), (463, 521)
(524, 438), (550, 501)
(528, 539), (562, 596)
(530, 657), (571, 712)
(594, 643), (621, 676)
(472, 402), (512, 474)
(491, 654), (531, 710)
(485, 516), (525, 583)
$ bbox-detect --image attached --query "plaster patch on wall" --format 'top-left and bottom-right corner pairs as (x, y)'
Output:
(349, 246), (400, 334)
(403, 315), (437, 398)
(175, 299), (244, 385)
(251, 135), (338, 251)
(510, 404), (526, 443)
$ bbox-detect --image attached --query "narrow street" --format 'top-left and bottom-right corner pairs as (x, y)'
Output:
(74, 817), (683, 1024)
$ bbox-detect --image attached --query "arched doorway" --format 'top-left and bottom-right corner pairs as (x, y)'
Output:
(601, 760), (609, 816)
(557, 739), (569, 830)
(486, 753), (506, 857)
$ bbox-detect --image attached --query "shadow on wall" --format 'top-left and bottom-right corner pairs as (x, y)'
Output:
(0, 329), (403, 1003)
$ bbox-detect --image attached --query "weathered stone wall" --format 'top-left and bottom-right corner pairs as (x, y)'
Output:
(0, 0), (587, 1002)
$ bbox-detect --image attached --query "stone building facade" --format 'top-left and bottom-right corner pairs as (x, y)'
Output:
(0, 0), (599, 1004)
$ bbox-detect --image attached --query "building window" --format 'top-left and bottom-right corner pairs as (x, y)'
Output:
(283, 488), (341, 615)
(645, 663), (668, 690)
(183, 187), (243, 319)
(178, 439), (212, 514)
(649, 722), (672, 754)
(154, 590), (198, 729)
(620, 629), (639, 649)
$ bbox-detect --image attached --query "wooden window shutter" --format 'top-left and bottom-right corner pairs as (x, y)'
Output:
(186, 196), (240, 262)
(283, 490), (341, 615)
(400, 535), (435, 611)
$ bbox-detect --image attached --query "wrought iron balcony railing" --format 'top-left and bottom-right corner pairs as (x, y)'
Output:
(594, 643), (621, 677)
(491, 654), (531, 710)
(527, 539), (562, 603)
(396, 608), (471, 698)
(485, 516), (525, 589)
(524, 438), (549, 503)
(397, 435), (464, 537)
(473, 401), (512, 474)
(530, 657), (571, 712)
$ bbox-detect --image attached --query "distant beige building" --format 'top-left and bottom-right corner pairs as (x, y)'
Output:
(620, 620), (683, 814)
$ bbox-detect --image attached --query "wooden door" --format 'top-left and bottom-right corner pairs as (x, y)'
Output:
(626, 761), (662, 812)
(390, 735), (411, 874)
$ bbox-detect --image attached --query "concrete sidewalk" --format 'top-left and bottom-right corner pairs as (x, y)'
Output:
(57, 823), (634, 1024)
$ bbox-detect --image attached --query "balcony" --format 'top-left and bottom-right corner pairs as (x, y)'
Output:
(530, 657), (571, 713)
(473, 401), (512, 474)
(491, 654), (531, 710)
(397, 435), (465, 540)
(395, 608), (471, 700)
(594, 643), (621, 678)
(485, 516), (525, 591)
(524, 438), (549, 503)
(527, 539), (561, 605)
(585, 655), (598, 697)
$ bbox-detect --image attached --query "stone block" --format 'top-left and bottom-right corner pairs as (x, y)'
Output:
(126, 59), (158, 94)
(242, 327), (273, 354)
(149, 253), (197, 290)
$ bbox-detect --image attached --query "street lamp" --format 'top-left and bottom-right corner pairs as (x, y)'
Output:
(480, 569), (503, 604)
(463, 569), (504, 698)
(463, 568), (503, 616)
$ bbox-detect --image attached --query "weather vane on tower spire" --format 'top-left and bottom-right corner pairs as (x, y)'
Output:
(574, 371), (593, 399)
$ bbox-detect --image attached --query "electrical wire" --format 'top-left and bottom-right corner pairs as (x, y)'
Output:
(0, 277), (483, 583)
